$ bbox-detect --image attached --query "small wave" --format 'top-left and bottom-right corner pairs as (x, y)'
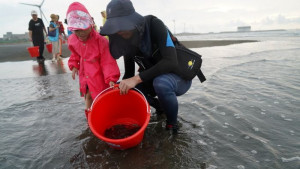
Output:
(237, 165), (245, 169)
(281, 156), (300, 162)
(207, 165), (218, 169)
(197, 140), (208, 146)
(227, 47), (300, 60)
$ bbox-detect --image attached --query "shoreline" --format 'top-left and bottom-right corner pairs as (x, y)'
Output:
(180, 40), (258, 48)
(0, 40), (258, 63)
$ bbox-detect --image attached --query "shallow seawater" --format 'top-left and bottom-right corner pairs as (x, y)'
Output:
(0, 31), (300, 169)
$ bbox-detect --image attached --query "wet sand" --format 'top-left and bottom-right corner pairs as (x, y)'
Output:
(0, 40), (257, 62)
(1, 30), (300, 169)
(0, 43), (71, 62)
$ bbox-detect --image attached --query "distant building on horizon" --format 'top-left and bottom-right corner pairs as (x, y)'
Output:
(237, 26), (251, 32)
(2, 32), (29, 41)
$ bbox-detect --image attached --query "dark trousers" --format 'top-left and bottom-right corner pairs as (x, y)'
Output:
(33, 39), (45, 60)
(152, 73), (192, 125)
(136, 73), (192, 126)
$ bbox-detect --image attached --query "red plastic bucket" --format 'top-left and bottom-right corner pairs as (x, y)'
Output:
(88, 86), (151, 150)
(27, 46), (39, 57)
(46, 43), (52, 53)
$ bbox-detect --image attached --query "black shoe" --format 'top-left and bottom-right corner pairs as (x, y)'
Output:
(166, 123), (178, 135)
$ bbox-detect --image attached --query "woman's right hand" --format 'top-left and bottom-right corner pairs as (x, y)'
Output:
(72, 67), (78, 80)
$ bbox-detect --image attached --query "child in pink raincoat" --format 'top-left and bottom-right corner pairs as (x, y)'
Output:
(66, 2), (120, 118)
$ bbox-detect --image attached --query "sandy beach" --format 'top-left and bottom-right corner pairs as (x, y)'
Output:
(0, 40), (257, 62)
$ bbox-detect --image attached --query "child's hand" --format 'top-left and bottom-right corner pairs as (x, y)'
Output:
(109, 81), (115, 87)
(72, 67), (78, 80)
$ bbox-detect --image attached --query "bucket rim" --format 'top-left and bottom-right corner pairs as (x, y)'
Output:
(90, 85), (150, 113)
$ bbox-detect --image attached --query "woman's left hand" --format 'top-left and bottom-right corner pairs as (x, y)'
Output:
(119, 75), (142, 95)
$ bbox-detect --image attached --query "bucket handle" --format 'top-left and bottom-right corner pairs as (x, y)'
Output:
(89, 84), (150, 114)
(131, 86), (151, 113)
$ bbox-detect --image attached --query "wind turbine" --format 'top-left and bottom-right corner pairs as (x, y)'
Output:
(20, 0), (48, 24)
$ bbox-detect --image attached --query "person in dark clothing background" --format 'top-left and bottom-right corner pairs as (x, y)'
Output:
(100, 0), (194, 134)
(28, 10), (47, 63)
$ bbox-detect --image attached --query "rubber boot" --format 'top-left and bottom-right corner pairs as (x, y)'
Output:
(85, 109), (89, 120)
(166, 120), (178, 135)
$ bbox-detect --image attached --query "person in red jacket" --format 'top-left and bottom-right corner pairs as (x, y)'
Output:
(67, 2), (120, 119)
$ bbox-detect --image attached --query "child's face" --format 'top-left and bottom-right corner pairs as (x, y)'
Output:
(74, 27), (92, 41)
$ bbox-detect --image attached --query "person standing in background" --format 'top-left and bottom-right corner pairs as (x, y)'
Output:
(57, 15), (67, 58)
(28, 10), (47, 63)
(100, 11), (108, 39)
(91, 17), (98, 32)
(48, 14), (61, 62)
(101, 11), (107, 27)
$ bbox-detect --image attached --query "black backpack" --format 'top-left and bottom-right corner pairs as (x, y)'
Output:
(152, 32), (206, 83)
(47, 22), (56, 37)
(173, 37), (206, 82)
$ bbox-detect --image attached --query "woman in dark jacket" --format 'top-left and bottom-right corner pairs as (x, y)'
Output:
(100, 0), (192, 134)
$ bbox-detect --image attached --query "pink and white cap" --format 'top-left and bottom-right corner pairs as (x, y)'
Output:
(66, 2), (93, 31)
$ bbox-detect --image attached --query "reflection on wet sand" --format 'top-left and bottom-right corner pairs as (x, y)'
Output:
(32, 62), (49, 76)
(50, 60), (67, 74)
(32, 60), (67, 77)
(0, 59), (71, 79)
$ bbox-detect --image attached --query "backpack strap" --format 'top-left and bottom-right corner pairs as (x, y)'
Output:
(197, 70), (206, 83)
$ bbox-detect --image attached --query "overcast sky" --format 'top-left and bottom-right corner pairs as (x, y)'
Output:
(1, 0), (300, 37)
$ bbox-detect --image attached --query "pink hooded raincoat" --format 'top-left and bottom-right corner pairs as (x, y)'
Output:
(67, 2), (120, 100)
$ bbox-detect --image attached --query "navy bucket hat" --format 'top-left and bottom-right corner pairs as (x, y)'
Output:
(100, 0), (144, 35)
